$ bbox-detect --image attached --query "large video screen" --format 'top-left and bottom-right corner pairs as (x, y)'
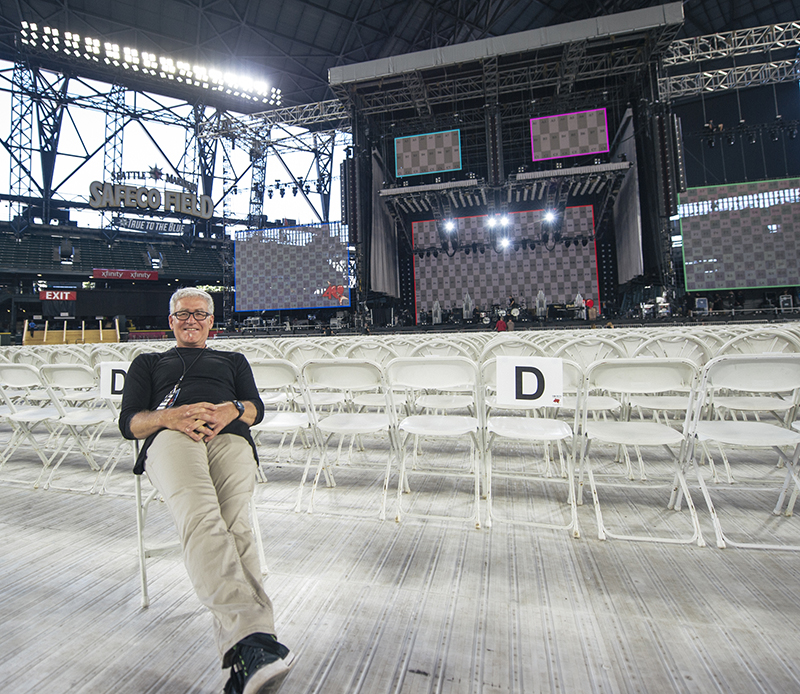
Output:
(530, 108), (609, 162)
(413, 207), (598, 316)
(235, 222), (351, 311)
(679, 178), (800, 291)
(395, 129), (462, 177)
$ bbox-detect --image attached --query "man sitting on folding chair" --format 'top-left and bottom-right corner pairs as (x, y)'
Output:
(119, 287), (293, 694)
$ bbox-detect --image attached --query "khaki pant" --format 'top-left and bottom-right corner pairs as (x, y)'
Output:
(146, 430), (274, 664)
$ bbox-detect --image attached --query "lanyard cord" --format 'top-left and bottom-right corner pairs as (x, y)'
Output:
(174, 346), (206, 385)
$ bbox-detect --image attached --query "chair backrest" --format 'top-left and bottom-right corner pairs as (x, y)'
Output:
(302, 359), (385, 393)
(481, 357), (582, 408)
(701, 353), (800, 394)
(714, 329), (800, 356)
(478, 336), (546, 362)
(0, 362), (44, 389)
(386, 356), (479, 391)
(283, 341), (337, 366)
(408, 339), (474, 359)
(247, 359), (303, 391)
(40, 363), (98, 390)
(586, 357), (698, 396)
(343, 341), (400, 365)
(552, 336), (627, 368)
(632, 333), (713, 366)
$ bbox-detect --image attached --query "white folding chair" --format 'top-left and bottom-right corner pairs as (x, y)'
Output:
(482, 358), (581, 536)
(688, 354), (800, 550)
(38, 363), (120, 492)
(577, 358), (705, 546)
(386, 356), (483, 528)
(134, 466), (267, 608)
(249, 359), (313, 471)
(300, 359), (398, 519)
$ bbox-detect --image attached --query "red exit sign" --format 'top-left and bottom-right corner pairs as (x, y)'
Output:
(39, 290), (77, 301)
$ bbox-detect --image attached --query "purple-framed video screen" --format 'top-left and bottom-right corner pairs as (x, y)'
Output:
(530, 108), (609, 162)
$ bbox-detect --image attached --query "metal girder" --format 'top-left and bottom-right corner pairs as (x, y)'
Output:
(353, 46), (651, 116)
(664, 22), (800, 66)
(102, 83), (125, 243)
(9, 59), (34, 236)
(313, 132), (336, 223)
(200, 100), (349, 143)
(659, 58), (800, 101)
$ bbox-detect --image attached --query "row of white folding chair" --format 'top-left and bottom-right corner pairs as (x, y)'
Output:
(573, 353), (800, 551)
(0, 362), (119, 491)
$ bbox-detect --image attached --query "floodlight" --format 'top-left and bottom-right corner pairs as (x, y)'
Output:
(444, 220), (455, 232)
(544, 211), (555, 223)
(500, 238), (510, 248)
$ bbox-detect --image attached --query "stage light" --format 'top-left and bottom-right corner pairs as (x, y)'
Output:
(748, 132), (758, 145)
(726, 133), (735, 146)
(706, 136), (715, 148)
(770, 128), (780, 142)
(433, 250), (439, 258)
(465, 247), (470, 255)
(542, 232), (549, 244)
(487, 216), (497, 228)
(790, 127), (799, 140)
(291, 186), (298, 196)
(279, 188), (285, 197)
(500, 215), (510, 226)
(18, 23), (282, 105)
(479, 245), (485, 254)
(564, 239), (571, 248)
(444, 220), (456, 232)
(500, 238), (510, 249)
(544, 211), (555, 223)
(472, 243), (478, 253)
(267, 189), (273, 199)
(581, 237), (589, 246)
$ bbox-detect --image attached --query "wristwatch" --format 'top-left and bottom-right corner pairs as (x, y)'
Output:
(232, 400), (245, 420)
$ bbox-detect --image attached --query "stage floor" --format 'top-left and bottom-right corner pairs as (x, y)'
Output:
(2, 427), (800, 694)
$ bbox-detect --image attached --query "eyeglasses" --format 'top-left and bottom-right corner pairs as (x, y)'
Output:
(171, 310), (212, 321)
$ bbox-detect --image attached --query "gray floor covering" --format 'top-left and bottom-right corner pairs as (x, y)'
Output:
(2, 429), (800, 694)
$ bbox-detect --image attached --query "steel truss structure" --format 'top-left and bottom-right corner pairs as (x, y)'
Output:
(659, 21), (800, 100)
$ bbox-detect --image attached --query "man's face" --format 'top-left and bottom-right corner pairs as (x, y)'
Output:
(169, 296), (214, 348)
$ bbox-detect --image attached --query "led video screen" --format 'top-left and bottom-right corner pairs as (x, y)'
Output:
(395, 129), (462, 177)
(413, 207), (598, 316)
(530, 108), (609, 162)
(235, 222), (351, 311)
(679, 178), (800, 291)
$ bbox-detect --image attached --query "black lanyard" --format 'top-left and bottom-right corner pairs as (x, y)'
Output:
(156, 348), (206, 410)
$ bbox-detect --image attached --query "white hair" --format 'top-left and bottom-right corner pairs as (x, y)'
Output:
(169, 287), (214, 315)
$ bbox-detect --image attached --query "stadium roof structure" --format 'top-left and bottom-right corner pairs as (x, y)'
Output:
(2, 0), (800, 110)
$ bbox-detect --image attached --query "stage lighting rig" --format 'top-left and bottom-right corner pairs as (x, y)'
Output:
(18, 22), (281, 107)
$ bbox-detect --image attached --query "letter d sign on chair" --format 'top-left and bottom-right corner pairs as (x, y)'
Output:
(496, 357), (563, 409)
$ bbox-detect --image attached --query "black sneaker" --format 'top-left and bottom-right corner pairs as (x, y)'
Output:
(223, 636), (294, 694)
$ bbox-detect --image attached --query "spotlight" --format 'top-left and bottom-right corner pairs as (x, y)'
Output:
(479, 245), (485, 254)
(564, 239), (571, 248)
(581, 237), (589, 247)
(465, 247), (471, 255)
(444, 220), (456, 232)
(748, 132), (758, 145)
(472, 243), (478, 253)
(279, 187), (285, 197)
(726, 133), (735, 146)
(500, 238), (510, 249)
(267, 189), (273, 199)
(500, 215), (510, 226)
(790, 127), (798, 140)
(292, 186), (298, 196)
(433, 250), (438, 258)
(521, 239), (528, 250)
(542, 232), (549, 245)
(770, 129), (780, 142)
(487, 216), (497, 228)
(529, 242), (535, 251)
(544, 211), (555, 223)
(706, 136), (715, 149)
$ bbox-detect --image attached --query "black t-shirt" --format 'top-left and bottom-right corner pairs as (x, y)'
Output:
(119, 347), (265, 474)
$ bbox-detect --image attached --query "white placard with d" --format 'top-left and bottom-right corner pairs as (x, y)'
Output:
(495, 356), (563, 408)
(99, 361), (131, 401)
